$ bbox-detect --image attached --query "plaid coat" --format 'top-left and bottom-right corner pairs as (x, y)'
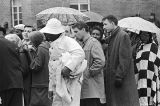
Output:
(135, 42), (160, 106)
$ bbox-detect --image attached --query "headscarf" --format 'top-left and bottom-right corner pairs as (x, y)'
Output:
(28, 31), (45, 48)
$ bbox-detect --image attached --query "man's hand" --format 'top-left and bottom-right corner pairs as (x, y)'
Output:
(61, 66), (71, 78)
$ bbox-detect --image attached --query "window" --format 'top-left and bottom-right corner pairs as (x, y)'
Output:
(70, 0), (90, 12)
(12, 0), (23, 26)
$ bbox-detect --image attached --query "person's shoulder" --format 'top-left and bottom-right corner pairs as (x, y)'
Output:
(64, 35), (76, 41)
(0, 37), (17, 47)
(39, 42), (50, 50)
(119, 28), (128, 36)
(90, 37), (99, 43)
(117, 28), (130, 41)
(90, 37), (101, 46)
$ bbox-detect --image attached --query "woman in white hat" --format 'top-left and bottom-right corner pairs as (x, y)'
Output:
(40, 18), (86, 106)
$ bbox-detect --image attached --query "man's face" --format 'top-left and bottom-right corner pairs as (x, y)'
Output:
(103, 19), (114, 33)
(24, 27), (33, 33)
(72, 27), (84, 41)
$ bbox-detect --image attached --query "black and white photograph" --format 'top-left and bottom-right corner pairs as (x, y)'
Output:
(0, 0), (160, 106)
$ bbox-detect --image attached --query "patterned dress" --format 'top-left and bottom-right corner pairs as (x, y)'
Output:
(135, 42), (160, 106)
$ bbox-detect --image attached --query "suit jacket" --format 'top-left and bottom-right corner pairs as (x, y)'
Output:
(0, 37), (23, 92)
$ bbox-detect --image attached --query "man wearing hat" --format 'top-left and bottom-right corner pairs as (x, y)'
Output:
(14, 24), (25, 40)
(40, 18), (85, 106)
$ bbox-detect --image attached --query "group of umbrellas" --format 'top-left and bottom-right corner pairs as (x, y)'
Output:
(36, 7), (160, 35)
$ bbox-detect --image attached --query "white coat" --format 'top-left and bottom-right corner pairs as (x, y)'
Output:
(49, 34), (85, 106)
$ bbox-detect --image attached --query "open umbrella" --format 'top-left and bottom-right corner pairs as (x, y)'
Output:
(36, 7), (90, 25)
(84, 11), (103, 22)
(118, 17), (160, 34)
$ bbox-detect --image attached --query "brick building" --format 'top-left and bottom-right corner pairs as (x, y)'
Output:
(0, 0), (160, 28)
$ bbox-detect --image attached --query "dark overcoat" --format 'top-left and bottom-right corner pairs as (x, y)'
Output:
(0, 37), (23, 92)
(104, 27), (140, 106)
(29, 41), (51, 106)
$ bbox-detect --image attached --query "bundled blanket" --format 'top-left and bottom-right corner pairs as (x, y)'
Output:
(135, 42), (160, 106)
(49, 52), (87, 106)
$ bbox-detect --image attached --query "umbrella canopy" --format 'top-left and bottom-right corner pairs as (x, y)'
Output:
(84, 11), (103, 22)
(118, 17), (160, 34)
(36, 7), (90, 25)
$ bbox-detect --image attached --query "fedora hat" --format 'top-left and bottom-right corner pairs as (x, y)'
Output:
(40, 18), (65, 34)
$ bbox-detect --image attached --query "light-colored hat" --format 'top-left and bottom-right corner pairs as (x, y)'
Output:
(40, 18), (65, 34)
(14, 24), (25, 31)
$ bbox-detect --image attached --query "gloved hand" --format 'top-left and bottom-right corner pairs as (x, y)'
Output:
(61, 66), (71, 78)
(114, 78), (123, 88)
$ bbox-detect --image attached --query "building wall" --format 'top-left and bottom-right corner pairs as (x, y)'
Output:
(28, 0), (160, 26)
(0, 0), (160, 27)
(90, 0), (159, 20)
(22, 0), (33, 26)
(24, 0), (69, 26)
(0, 0), (11, 27)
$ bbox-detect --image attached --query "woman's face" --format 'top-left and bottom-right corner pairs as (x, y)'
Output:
(140, 32), (150, 43)
(91, 29), (101, 41)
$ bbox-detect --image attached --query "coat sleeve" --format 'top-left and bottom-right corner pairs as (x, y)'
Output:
(19, 50), (29, 77)
(89, 41), (105, 76)
(30, 46), (44, 72)
(64, 37), (85, 72)
(116, 33), (132, 79)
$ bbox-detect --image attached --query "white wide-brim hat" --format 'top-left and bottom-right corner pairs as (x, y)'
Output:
(40, 18), (65, 34)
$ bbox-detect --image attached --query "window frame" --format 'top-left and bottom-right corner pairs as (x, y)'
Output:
(69, 0), (90, 12)
(12, 0), (23, 26)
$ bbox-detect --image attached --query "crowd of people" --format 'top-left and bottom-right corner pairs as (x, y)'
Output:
(0, 14), (160, 106)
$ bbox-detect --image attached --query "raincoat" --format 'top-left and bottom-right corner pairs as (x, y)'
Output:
(49, 34), (85, 106)
(104, 27), (140, 106)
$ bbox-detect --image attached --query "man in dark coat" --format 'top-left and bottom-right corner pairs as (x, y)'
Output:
(102, 15), (140, 106)
(0, 35), (23, 106)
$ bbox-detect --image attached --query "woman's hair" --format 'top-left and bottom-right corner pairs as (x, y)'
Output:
(28, 31), (45, 47)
